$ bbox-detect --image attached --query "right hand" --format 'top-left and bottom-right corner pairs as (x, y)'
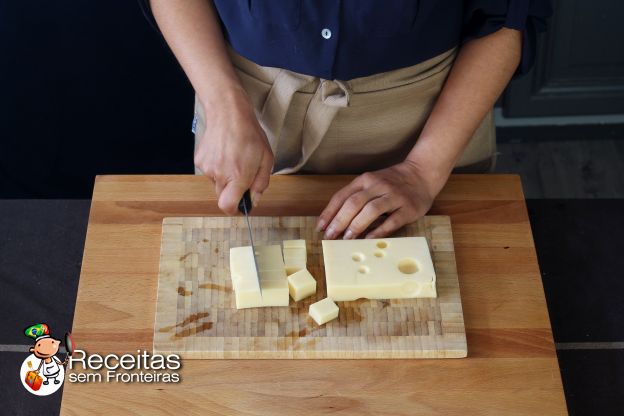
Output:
(194, 87), (274, 215)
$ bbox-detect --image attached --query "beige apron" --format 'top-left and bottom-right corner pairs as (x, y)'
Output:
(194, 47), (496, 175)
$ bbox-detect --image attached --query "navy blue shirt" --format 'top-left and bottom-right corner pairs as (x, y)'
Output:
(140, 0), (551, 80)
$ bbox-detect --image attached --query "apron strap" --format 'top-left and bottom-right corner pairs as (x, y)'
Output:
(260, 69), (315, 157)
(273, 79), (351, 174)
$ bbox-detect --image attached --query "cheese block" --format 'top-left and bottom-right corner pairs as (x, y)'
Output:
(282, 239), (307, 275)
(287, 268), (317, 301)
(229, 245), (289, 309)
(308, 298), (339, 325)
(322, 237), (437, 301)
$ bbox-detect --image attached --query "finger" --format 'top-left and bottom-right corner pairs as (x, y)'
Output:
(214, 178), (224, 201)
(344, 195), (396, 239)
(324, 189), (374, 239)
(316, 179), (363, 232)
(218, 179), (249, 215)
(365, 210), (407, 239)
(250, 150), (273, 207)
(199, 165), (222, 202)
(212, 169), (229, 202)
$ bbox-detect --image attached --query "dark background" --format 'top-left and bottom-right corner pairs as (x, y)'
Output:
(0, 0), (194, 198)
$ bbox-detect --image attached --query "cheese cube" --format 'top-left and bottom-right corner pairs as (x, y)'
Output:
(308, 298), (339, 325)
(322, 237), (437, 301)
(283, 239), (307, 275)
(230, 245), (289, 309)
(287, 269), (317, 301)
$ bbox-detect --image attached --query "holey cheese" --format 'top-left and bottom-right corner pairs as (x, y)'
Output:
(322, 237), (437, 301)
(229, 245), (289, 309)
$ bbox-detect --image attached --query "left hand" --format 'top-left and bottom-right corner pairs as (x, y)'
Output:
(316, 160), (443, 239)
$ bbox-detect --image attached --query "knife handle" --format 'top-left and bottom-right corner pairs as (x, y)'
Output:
(238, 190), (253, 214)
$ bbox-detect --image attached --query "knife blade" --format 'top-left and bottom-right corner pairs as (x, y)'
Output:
(238, 190), (262, 296)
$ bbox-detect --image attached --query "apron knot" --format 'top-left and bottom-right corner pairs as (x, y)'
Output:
(320, 80), (350, 108)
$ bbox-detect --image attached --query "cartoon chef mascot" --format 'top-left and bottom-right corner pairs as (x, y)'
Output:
(25, 323), (67, 385)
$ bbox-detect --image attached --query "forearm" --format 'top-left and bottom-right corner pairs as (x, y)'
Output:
(149, 0), (244, 107)
(407, 28), (522, 192)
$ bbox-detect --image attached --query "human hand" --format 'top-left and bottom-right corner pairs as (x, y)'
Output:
(317, 160), (445, 239)
(194, 88), (273, 215)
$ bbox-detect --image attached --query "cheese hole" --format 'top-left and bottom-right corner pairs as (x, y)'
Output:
(352, 253), (365, 262)
(398, 258), (419, 274)
(358, 266), (370, 274)
(374, 251), (384, 258)
(376, 241), (388, 249)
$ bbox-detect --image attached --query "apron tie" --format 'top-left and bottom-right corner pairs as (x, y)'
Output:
(320, 79), (351, 108)
(259, 69), (314, 157)
(273, 79), (351, 174)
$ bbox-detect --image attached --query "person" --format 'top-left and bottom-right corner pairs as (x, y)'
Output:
(140, 1), (551, 239)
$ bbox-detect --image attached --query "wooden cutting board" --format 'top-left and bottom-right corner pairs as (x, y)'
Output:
(153, 215), (466, 359)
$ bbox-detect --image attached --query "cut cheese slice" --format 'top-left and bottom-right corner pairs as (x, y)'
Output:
(322, 237), (437, 301)
(283, 239), (307, 275)
(287, 268), (317, 301)
(229, 245), (289, 309)
(309, 298), (339, 325)
(255, 245), (286, 272)
(229, 246), (260, 293)
(283, 239), (306, 249)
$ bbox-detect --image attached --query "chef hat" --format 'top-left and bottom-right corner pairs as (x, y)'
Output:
(24, 323), (50, 341)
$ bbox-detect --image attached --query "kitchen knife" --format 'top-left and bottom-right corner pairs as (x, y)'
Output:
(238, 190), (262, 296)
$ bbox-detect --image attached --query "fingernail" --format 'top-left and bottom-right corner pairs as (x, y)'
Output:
(324, 225), (336, 240)
(343, 229), (354, 240)
(251, 192), (262, 207)
(315, 219), (327, 232)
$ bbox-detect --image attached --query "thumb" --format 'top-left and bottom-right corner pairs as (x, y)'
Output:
(218, 179), (249, 215)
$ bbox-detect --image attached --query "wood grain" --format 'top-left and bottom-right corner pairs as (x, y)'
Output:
(153, 215), (466, 359)
(61, 174), (567, 415)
